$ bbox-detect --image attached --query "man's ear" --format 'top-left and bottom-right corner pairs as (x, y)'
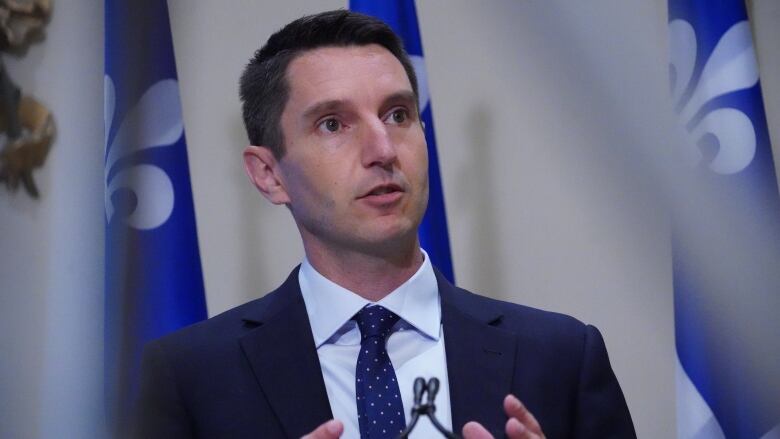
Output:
(243, 145), (290, 205)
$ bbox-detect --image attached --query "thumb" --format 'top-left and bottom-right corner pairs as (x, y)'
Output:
(301, 419), (343, 439)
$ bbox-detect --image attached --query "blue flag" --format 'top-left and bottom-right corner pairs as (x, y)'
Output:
(104, 0), (207, 431)
(668, 1), (780, 438)
(349, 0), (455, 282)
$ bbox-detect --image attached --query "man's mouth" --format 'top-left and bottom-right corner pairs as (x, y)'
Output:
(359, 183), (404, 201)
(361, 183), (403, 198)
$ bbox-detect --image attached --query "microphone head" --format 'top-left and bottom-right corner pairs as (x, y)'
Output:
(413, 377), (426, 404)
(426, 378), (440, 403)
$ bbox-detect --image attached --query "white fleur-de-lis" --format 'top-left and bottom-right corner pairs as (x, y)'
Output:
(669, 20), (759, 175)
(104, 76), (183, 230)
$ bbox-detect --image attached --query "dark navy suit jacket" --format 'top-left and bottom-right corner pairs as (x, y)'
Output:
(136, 267), (636, 438)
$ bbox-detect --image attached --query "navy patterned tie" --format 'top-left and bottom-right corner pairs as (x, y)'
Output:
(353, 305), (406, 438)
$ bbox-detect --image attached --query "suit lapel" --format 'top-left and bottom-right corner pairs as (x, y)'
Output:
(438, 271), (517, 436)
(235, 267), (517, 436)
(238, 269), (333, 438)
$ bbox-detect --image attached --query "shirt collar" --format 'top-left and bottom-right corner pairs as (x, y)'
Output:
(298, 249), (441, 347)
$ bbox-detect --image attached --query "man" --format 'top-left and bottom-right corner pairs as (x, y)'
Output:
(136, 10), (635, 439)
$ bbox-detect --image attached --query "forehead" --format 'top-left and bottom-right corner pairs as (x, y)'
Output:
(284, 44), (412, 109)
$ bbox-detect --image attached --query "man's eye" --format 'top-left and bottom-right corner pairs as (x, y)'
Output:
(387, 109), (408, 124)
(319, 118), (341, 133)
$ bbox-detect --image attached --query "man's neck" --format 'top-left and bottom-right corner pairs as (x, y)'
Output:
(303, 240), (425, 302)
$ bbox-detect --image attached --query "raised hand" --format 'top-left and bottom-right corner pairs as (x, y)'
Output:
(462, 395), (545, 439)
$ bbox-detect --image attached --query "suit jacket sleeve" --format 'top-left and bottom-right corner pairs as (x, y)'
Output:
(134, 340), (194, 439)
(572, 325), (636, 438)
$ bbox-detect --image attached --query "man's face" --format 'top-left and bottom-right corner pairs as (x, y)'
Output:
(260, 44), (429, 255)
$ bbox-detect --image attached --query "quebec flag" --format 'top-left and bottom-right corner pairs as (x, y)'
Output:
(350, 0), (455, 282)
(104, 0), (207, 433)
(668, 0), (780, 438)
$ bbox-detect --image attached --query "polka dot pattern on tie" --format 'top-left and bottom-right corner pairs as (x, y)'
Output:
(353, 305), (405, 438)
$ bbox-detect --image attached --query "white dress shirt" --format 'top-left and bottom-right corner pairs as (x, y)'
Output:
(299, 249), (452, 439)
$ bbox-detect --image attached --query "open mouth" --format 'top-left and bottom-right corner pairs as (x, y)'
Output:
(368, 186), (400, 196)
(358, 183), (405, 206)
(361, 183), (403, 198)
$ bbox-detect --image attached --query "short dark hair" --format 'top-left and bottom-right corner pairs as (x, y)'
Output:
(239, 9), (419, 159)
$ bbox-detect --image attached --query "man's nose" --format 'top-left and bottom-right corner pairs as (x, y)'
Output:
(360, 117), (397, 168)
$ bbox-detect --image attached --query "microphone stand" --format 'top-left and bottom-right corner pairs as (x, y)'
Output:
(397, 377), (460, 439)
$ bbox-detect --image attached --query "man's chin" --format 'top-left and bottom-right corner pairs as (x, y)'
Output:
(352, 223), (420, 254)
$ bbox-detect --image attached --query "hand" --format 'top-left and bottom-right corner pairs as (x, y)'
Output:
(301, 419), (343, 439)
(462, 395), (545, 439)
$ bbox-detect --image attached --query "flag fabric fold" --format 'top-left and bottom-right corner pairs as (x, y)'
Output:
(350, 0), (455, 282)
(104, 0), (207, 431)
(668, 0), (780, 438)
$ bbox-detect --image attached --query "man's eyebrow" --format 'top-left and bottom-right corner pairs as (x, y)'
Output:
(300, 91), (417, 121)
(301, 99), (349, 121)
(382, 90), (417, 109)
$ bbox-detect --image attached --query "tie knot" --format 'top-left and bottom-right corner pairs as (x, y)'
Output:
(353, 305), (400, 340)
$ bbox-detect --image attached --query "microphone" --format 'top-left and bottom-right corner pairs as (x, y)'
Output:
(426, 378), (439, 405)
(397, 377), (459, 439)
(413, 377), (426, 406)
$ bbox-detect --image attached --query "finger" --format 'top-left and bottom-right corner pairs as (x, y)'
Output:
(462, 421), (495, 439)
(504, 395), (543, 436)
(301, 419), (343, 439)
(506, 417), (542, 439)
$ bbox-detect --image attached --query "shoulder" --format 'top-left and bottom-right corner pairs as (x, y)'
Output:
(146, 267), (302, 356)
(442, 279), (589, 341)
(437, 273), (602, 369)
(436, 273), (635, 435)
